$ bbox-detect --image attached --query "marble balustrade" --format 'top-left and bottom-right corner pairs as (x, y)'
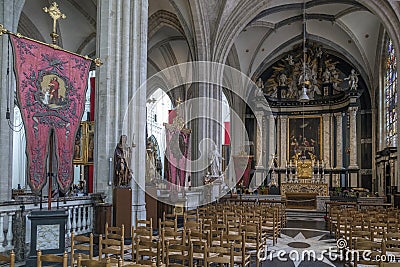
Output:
(0, 196), (96, 261)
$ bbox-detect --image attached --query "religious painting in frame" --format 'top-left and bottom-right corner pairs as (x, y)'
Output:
(73, 123), (85, 164)
(288, 116), (322, 160)
(86, 122), (95, 164)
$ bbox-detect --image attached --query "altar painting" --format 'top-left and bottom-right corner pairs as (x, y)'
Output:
(288, 117), (321, 160)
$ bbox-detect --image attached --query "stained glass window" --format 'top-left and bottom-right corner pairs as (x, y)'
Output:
(385, 38), (397, 146)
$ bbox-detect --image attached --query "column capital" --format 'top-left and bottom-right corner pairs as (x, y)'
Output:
(254, 110), (265, 118)
(334, 112), (344, 118)
(322, 113), (331, 119)
(348, 106), (358, 113)
(280, 115), (288, 121)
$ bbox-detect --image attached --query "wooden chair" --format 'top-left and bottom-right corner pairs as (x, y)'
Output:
(165, 240), (193, 267)
(77, 254), (111, 267)
(135, 237), (161, 266)
(349, 221), (372, 249)
(353, 238), (383, 267)
(160, 227), (185, 262)
(71, 232), (94, 265)
(136, 217), (153, 230)
(383, 232), (400, 259)
(220, 232), (251, 266)
(205, 243), (234, 266)
(380, 263), (400, 267)
(260, 208), (279, 245)
(99, 234), (125, 264)
(243, 222), (264, 267)
(118, 257), (153, 267)
(0, 250), (15, 267)
(105, 223), (125, 242)
(37, 250), (68, 267)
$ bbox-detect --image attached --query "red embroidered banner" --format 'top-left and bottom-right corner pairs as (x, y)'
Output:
(11, 35), (91, 194)
(165, 126), (191, 187)
(233, 155), (253, 188)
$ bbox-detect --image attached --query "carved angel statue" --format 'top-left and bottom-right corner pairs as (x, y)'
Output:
(256, 78), (264, 89)
(285, 54), (294, 65)
(322, 68), (331, 83)
(278, 73), (288, 86)
(344, 69), (359, 91)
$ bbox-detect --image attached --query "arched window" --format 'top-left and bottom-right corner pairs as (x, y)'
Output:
(385, 38), (397, 146)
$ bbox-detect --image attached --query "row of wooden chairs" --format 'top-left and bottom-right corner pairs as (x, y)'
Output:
(328, 206), (400, 266)
(70, 201), (283, 266)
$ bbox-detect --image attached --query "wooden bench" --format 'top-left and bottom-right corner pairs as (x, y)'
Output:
(285, 192), (317, 209)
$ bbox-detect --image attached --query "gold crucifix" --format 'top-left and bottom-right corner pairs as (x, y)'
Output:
(43, 2), (66, 45)
(176, 97), (183, 106)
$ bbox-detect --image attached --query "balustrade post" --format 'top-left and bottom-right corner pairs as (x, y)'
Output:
(87, 205), (93, 233)
(6, 212), (14, 249)
(81, 206), (87, 233)
(77, 206), (82, 234)
(66, 207), (72, 237)
(72, 207), (77, 233)
(0, 213), (4, 252)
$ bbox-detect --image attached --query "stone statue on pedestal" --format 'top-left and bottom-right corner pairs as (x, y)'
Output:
(114, 135), (132, 187)
(209, 145), (223, 176)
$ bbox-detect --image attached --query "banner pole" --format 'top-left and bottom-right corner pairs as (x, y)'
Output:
(48, 131), (54, 210)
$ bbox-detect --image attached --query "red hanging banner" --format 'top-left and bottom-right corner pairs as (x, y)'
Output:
(11, 35), (91, 194)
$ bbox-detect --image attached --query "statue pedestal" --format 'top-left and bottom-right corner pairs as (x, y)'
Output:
(113, 187), (132, 237)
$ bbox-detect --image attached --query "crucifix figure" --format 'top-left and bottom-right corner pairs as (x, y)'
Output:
(176, 97), (183, 106)
(43, 2), (66, 44)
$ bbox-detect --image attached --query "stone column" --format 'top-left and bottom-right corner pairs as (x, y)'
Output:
(189, 84), (222, 188)
(348, 106), (359, 168)
(334, 112), (344, 169)
(279, 116), (288, 167)
(268, 114), (276, 167)
(96, 0), (148, 223)
(0, 0), (25, 201)
(254, 111), (264, 167)
(322, 113), (331, 167)
(252, 111), (266, 188)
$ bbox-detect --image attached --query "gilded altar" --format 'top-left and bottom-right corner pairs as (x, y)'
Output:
(281, 183), (329, 197)
(293, 151), (315, 179)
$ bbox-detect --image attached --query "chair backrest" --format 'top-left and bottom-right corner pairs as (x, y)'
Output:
(77, 254), (111, 267)
(353, 238), (383, 266)
(136, 217), (153, 230)
(99, 235), (124, 264)
(105, 222), (125, 241)
(71, 231), (94, 264)
(135, 237), (161, 266)
(205, 243), (234, 266)
(119, 257), (153, 267)
(37, 250), (68, 267)
(165, 240), (193, 267)
(0, 251), (15, 267)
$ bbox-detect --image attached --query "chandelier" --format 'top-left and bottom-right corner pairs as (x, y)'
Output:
(298, 0), (310, 102)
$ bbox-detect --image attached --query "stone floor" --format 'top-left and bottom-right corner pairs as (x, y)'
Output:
(260, 214), (345, 267)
